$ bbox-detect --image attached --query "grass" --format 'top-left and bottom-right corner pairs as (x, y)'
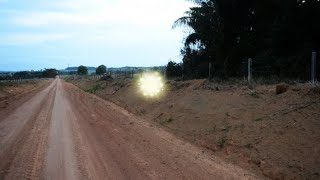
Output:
(205, 126), (216, 134)
(222, 122), (232, 132)
(64, 78), (72, 82)
(85, 83), (103, 93)
(216, 136), (227, 148)
(160, 118), (174, 125)
(249, 90), (260, 98)
(253, 118), (263, 122)
(244, 143), (253, 149)
(0, 79), (37, 86)
(240, 123), (245, 128)
(234, 123), (246, 129)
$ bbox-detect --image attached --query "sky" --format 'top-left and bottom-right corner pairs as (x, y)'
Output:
(0, 0), (192, 71)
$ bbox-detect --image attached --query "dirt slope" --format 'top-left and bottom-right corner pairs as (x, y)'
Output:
(0, 79), (51, 117)
(0, 78), (256, 179)
(67, 78), (320, 180)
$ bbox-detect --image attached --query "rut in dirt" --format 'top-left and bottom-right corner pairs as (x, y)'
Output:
(0, 79), (259, 180)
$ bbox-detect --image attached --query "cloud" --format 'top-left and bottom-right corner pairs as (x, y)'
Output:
(0, 33), (68, 46)
(10, 0), (192, 28)
(6, 0), (191, 48)
(0, 0), (191, 70)
(12, 12), (106, 26)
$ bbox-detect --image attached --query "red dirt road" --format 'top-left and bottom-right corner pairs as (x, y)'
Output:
(0, 79), (258, 180)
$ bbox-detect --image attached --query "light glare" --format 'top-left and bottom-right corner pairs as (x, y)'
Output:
(139, 72), (164, 97)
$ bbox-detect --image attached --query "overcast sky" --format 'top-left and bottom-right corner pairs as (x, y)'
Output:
(0, 0), (192, 71)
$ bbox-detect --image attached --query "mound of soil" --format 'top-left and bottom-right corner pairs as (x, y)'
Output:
(276, 83), (289, 94)
(0, 79), (51, 110)
(67, 78), (320, 179)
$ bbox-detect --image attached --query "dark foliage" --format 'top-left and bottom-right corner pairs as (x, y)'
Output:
(166, 61), (183, 78)
(77, 65), (88, 75)
(12, 71), (43, 79)
(1, 68), (59, 80)
(174, 0), (320, 79)
(96, 65), (107, 75)
(42, 69), (58, 78)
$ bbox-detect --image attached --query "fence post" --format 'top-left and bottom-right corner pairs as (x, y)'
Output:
(181, 64), (184, 80)
(208, 63), (212, 80)
(311, 51), (317, 85)
(248, 58), (252, 84)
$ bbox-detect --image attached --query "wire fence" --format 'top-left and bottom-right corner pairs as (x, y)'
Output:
(243, 52), (319, 85)
(192, 51), (320, 85)
(60, 69), (167, 80)
(0, 78), (51, 83)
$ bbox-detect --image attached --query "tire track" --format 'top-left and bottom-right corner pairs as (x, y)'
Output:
(5, 87), (56, 179)
(44, 79), (79, 180)
(1, 82), (56, 180)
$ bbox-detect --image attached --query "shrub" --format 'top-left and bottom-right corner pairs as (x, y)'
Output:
(276, 83), (289, 94)
(77, 66), (88, 75)
(85, 84), (103, 93)
(166, 61), (182, 78)
(96, 65), (107, 75)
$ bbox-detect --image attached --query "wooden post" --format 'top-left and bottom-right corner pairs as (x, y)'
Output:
(311, 51), (317, 85)
(181, 63), (184, 80)
(248, 58), (252, 84)
(208, 63), (212, 80)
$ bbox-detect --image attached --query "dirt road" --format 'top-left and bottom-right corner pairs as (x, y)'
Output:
(0, 79), (258, 180)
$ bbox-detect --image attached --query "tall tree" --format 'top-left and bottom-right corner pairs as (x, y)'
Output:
(42, 69), (58, 78)
(77, 66), (88, 75)
(174, 0), (320, 79)
(96, 65), (107, 75)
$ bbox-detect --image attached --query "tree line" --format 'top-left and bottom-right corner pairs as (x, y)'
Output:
(0, 69), (58, 80)
(167, 0), (320, 79)
(76, 65), (107, 75)
(0, 65), (108, 80)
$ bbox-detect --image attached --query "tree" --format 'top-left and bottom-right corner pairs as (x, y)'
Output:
(77, 65), (88, 75)
(96, 65), (107, 75)
(42, 69), (58, 78)
(166, 61), (182, 78)
(174, 0), (320, 79)
(13, 71), (32, 79)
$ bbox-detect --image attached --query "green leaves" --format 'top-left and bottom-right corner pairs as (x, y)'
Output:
(77, 66), (88, 75)
(96, 65), (107, 75)
(174, 0), (320, 79)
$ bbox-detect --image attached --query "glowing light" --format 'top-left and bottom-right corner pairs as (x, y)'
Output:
(138, 72), (164, 97)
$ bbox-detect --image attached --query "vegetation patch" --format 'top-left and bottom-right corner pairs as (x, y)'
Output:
(160, 118), (174, 125)
(216, 136), (227, 148)
(85, 84), (104, 93)
(205, 126), (216, 134)
(244, 143), (253, 149)
(276, 83), (289, 94)
(253, 118), (263, 122)
(221, 122), (232, 132)
(249, 90), (260, 98)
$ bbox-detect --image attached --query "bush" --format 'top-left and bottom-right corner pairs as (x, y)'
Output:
(85, 84), (103, 93)
(77, 66), (88, 75)
(42, 69), (58, 78)
(96, 65), (107, 75)
(276, 83), (289, 94)
(166, 61), (182, 78)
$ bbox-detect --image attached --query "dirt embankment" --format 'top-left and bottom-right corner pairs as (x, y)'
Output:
(67, 77), (320, 180)
(0, 79), (52, 115)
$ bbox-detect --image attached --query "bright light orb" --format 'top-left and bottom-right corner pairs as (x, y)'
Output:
(139, 72), (164, 97)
